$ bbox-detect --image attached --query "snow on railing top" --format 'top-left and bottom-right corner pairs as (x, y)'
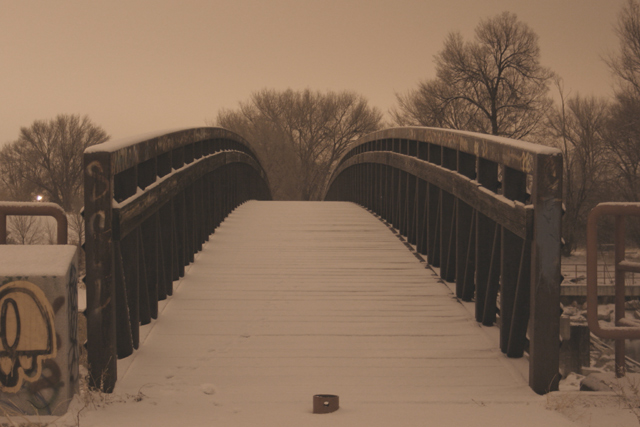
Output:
(84, 127), (190, 153)
(84, 127), (258, 176)
(344, 127), (561, 174)
(85, 127), (252, 154)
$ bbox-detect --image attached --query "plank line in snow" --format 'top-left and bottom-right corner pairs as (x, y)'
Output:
(95, 201), (578, 427)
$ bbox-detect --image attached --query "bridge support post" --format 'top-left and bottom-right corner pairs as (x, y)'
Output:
(84, 152), (118, 392)
(0, 246), (79, 415)
(529, 153), (563, 394)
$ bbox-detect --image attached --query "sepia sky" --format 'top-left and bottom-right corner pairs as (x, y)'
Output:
(0, 0), (627, 145)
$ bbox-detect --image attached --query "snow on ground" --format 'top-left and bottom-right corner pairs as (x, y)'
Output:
(5, 201), (639, 426)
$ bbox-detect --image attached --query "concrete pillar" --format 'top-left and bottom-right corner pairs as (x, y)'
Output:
(0, 245), (78, 416)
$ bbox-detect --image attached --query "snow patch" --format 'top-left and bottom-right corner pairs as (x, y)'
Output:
(0, 245), (77, 277)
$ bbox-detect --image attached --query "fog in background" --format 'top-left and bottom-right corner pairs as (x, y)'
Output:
(0, 0), (624, 144)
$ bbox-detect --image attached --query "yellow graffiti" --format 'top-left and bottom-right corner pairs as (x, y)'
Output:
(0, 281), (57, 393)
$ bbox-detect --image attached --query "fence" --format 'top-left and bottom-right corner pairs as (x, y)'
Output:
(562, 263), (639, 287)
(324, 127), (562, 394)
(586, 203), (640, 377)
(83, 127), (271, 391)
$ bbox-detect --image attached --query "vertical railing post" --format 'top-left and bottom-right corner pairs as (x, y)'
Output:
(476, 158), (500, 325)
(407, 174), (417, 245)
(456, 152), (476, 301)
(440, 148), (457, 282)
(121, 230), (139, 348)
(615, 215), (626, 377)
(383, 165), (390, 221)
(399, 171), (408, 235)
(415, 179), (428, 255)
(84, 151), (117, 392)
(529, 152), (562, 394)
(500, 166), (530, 358)
(392, 168), (400, 229)
(142, 215), (159, 319)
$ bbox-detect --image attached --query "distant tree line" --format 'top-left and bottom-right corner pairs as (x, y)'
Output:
(390, 1), (640, 254)
(0, 114), (108, 246)
(214, 89), (383, 200)
(2, 2), (640, 257)
(392, 11), (553, 140)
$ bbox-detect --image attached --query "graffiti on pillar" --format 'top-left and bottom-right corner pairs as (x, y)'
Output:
(0, 281), (57, 393)
(86, 160), (109, 202)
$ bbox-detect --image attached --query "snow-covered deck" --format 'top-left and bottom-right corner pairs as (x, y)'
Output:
(79, 201), (579, 426)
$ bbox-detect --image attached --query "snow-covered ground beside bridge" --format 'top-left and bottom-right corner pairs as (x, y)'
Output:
(5, 201), (639, 427)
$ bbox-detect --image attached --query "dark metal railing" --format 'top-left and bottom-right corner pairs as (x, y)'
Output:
(324, 127), (563, 394)
(83, 127), (271, 391)
(586, 203), (640, 377)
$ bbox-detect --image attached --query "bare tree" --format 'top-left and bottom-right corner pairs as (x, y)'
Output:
(606, 0), (640, 246)
(546, 80), (611, 254)
(0, 114), (109, 212)
(216, 89), (382, 200)
(606, 95), (640, 204)
(216, 107), (301, 200)
(0, 149), (40, 202)
(393, 80), (483, 130)
(7, 215), (43, 245)
(392, 12), (553, 139)
(608, 0), (640, 96)
(41, 217), (58, 245)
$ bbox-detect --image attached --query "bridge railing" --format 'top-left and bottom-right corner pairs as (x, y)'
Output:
(84, 127), (271, 391)
(324, 127), (562, 394)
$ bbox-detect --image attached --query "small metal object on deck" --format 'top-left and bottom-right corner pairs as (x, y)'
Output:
(313, 394), (339, 414)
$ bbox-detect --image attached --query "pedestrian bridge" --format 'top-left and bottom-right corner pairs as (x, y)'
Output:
(82, 126), (564, 415)
(79, 199), (578, 427)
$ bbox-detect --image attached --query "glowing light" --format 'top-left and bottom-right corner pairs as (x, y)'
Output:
(36, 195), (43, 201)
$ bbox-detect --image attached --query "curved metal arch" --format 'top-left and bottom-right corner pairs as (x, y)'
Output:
(85, 127), (264, 175)
(83, 127), (271, 392)
(331, 152), (531, 240)
(324, 126), (562, 395)
(113, 151), (267, 240)
(331, 126), (558, 176)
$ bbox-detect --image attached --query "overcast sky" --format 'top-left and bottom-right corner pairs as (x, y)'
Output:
(0, 0), (627, 146)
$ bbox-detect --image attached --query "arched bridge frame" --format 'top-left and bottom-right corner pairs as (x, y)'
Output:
(325, 127), (563, 394)
(83, 127), (271, 391)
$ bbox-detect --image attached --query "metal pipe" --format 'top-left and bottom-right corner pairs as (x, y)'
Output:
(615, 215), (626, 377)
(586, 203), (640, 378)
(0, 202), (68, 244)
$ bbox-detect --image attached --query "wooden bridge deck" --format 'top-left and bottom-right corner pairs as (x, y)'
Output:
(82, 201), (577, 426)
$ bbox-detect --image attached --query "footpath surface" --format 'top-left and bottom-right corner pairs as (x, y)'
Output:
(70, 201), (587, 426)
